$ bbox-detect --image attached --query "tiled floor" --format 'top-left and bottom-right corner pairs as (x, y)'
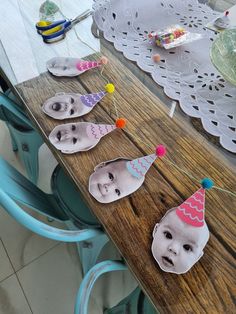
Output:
(0, 120), (137, 314)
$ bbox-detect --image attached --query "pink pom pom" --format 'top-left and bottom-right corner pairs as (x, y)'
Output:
(152, 54), (161, 62)
(99, 56), (108, 65)
(156, 145), (166, 157)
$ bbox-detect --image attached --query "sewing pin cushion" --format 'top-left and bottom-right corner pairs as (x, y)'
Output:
(151, 178), (213, 274)
(89, 145), (166, 203)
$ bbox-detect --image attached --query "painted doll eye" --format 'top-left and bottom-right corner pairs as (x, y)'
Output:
(183, 244), (193, 252)
(71, 125), (76, 131)
(115, 189), (120, 196)
(108, 172), (114, 181)
(72, 138), (77, 144)
(70, 109), (75, 115)
(70, 97), (74, 104)
(164, 231), (172, 239)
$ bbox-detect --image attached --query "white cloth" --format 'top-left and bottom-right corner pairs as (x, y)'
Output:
(93, 0), (236, 153)
(0, 0), (100, 84)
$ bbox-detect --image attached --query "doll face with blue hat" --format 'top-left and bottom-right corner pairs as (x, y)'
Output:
(89, 145), (166, 203)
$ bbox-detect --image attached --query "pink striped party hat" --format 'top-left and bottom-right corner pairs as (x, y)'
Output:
(176, 178), (214, 227)
(126, 145), (166, 179)
(76, 56), (108, 72)
(80, 83), (115, 108)
(86, 118), (126, 140)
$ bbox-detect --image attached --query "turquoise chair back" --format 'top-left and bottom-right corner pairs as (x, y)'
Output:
(0, 156), (103, 243)
(0, 156), (108, 274)
(75, 260), (157, 314)
(0, 92), (44, 183)
(0, 157), (67, 221)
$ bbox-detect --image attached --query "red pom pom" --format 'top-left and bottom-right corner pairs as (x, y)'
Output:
(152, 54), (161, 62)
(115, 118), (126, 128)
(99, 56), (108, 65)
(156, 145), (166, 157)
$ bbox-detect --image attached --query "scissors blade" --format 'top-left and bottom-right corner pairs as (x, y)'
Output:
(71, 9), (93, 26)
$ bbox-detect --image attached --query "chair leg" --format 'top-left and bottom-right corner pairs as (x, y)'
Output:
(77, 233), (109, 276)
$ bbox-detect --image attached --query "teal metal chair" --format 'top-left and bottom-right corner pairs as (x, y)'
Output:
(0, 92), (44, 183)
(0, 156), (108, 274)
(75, 260), (157, 314)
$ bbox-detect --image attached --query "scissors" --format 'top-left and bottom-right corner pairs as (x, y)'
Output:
(36, 9), (92, 43)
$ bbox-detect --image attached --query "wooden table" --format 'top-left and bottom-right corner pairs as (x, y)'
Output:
(9, 41), (236, 313)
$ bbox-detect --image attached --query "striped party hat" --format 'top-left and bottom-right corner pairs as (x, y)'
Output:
(126, 145), (166, 179)
(86, 118), (126, 140)
(76, 56), (108, 72)
(80, 83), (115, 108)
(176, 178), (214, 227)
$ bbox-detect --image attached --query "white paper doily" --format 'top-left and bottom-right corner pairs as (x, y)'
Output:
(93, 0), (236, 153)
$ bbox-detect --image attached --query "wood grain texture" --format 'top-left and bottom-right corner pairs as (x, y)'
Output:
(16, 46), (236, 313)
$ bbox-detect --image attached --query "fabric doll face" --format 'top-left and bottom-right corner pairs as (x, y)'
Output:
(151, 208), (209, 274)
(47, 57), (81, 76)
(49, 122), (98, 153)
(42, 92), (89, 120)
(89, 159), (145, 203)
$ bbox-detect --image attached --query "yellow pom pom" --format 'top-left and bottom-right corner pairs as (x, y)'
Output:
(105, 83), (115, 94)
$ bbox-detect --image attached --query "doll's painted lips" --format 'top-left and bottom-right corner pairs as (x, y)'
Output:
(162, 256), (174, 267)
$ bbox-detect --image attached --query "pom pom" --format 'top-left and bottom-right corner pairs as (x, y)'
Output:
(201, 178), (214, 190)
(105, 83), (115, 94)
(100, 56), (108, 65)
(156, 145), (166, 157)
(115, 118), (126, 128)
(152, 54), (161, 62)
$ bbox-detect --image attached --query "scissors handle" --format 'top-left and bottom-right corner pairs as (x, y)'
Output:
(36, 19), (67, 33)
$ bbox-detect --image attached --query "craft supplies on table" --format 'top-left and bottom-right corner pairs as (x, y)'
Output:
(36, 9), (92, 43)
(148, 25), (203, 49)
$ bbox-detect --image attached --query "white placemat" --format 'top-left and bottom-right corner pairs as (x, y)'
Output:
(93, 0), (236, 153)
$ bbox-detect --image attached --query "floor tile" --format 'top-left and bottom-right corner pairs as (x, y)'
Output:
(0, 240), (14, 282)
(17, 243), (82, 314)
(0, 206), (63, 271)
(0, 274), (32, 314)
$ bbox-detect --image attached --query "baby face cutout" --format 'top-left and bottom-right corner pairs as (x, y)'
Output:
(49, 122), (99, 154)
(89, 159), (145, 203)
(42, 92), (93, 120)
(47, 57), (82, 77)
(151, 208), (209, 274)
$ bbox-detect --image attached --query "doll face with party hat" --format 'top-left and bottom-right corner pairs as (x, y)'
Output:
(42, 92), (92, 120)
(89, 159), (145, 203)
(49, 122), (99, 153)
(47, 57), (82, 77)
(151, 208), (209, 274)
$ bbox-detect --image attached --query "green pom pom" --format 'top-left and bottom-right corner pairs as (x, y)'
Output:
(201, 178), (214, 189)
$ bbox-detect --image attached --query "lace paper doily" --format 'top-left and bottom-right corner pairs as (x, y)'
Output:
(93, 0), (236, 153)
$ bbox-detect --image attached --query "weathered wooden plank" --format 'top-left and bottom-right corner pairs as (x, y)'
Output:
(16, 46), (236, 313)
